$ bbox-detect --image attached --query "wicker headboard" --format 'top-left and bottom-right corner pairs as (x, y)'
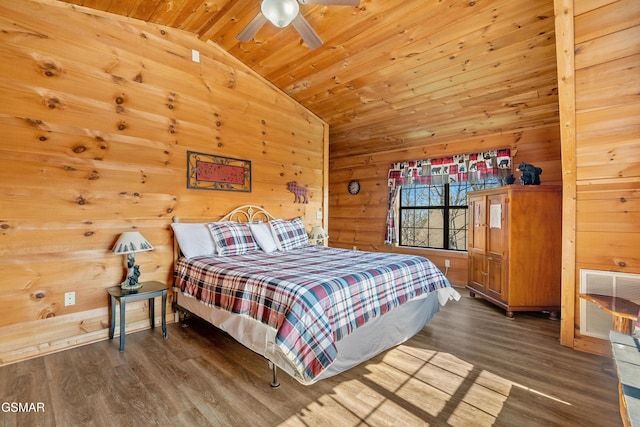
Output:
(171, 205), (277, 265)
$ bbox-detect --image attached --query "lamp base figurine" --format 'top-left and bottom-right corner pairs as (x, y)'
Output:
(119, 253), (142, 290)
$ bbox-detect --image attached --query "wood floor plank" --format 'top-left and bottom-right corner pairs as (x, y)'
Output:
(0, 288), (621, 426)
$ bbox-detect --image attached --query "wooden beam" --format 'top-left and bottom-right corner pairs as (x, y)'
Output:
(554, 0), (577, 348)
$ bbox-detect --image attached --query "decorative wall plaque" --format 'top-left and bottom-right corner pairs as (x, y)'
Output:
(187, 151), (251, 192)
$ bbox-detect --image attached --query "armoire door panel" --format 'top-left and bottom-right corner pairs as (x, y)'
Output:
(469, 251), (486, 291)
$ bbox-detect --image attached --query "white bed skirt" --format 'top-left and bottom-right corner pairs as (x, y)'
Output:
(176, 287), (459, 385)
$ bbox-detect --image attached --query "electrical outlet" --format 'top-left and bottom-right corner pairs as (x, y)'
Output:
(64, 291), (75, 306)
(444, 259), (451, 268)
(191, 49), (200, 63)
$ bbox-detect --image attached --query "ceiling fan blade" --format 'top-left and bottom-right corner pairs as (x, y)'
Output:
(236, 12), (268, 42)
(291, 14), (323, 49)
(298, 0), (360, 5)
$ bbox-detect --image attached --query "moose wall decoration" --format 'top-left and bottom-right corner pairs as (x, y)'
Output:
(287, 181), (309, 203)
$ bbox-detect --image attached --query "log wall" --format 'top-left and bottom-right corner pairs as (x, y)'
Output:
(328, 0), (563, 287)
(0, 0), (328, 365)
(329, 129), (562, 287)
(555, 0), (640, 355)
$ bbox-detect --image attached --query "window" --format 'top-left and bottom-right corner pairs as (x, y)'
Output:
(385, 149), (512, 245)
(399, 178), (501, 250)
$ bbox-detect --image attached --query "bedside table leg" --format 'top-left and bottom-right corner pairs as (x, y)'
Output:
(162, 291), (168, 339)
(119, 300), (126, 352)
(109, 295), (116, 340)
(149, 297), (155, 329)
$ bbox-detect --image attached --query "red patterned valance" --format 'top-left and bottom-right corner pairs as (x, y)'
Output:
(384, 149), (512, 244)
(387, 149), (512, 186)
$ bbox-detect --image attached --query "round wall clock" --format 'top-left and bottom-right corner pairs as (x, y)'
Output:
(348, 180), (360, 195)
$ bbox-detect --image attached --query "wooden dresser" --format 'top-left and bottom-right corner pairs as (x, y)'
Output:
(466, 185), (562, 318)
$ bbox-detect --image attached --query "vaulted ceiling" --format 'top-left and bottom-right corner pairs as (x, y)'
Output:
(59, 0), (559, 158)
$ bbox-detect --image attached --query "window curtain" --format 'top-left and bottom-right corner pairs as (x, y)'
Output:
(384, 149), (511, 244)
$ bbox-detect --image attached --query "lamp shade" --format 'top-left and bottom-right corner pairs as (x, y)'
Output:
(262, 0), (300, 28)
(112, 231), (154, 255)
(309, 226), (329, 244)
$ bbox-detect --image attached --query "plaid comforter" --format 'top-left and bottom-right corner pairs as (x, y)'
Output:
(174, 246), (453, 382)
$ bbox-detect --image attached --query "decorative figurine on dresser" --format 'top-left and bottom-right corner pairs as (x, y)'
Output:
(517, 162), (542, 185)
(466, 185), (562, 319)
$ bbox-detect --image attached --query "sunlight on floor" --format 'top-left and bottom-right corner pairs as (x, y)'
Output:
(279, 345), (571, 426)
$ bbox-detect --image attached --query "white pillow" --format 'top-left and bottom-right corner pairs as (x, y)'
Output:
(248, 222), (279, 253)
(170, 223), (216, 258)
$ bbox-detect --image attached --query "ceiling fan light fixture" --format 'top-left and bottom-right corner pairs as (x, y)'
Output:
(261, 0), (300, 28)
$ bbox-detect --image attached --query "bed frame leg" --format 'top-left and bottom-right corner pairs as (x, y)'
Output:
(179, 310), (189, 328)
(269, 361), (280, 388)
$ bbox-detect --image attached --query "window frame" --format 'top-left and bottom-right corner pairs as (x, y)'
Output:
(397, 179), (501, 251)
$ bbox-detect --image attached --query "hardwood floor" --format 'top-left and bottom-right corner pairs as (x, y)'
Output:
(0, 288), (621, 427)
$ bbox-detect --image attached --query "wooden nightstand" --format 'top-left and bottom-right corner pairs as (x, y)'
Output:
(107, 281), (168, 352)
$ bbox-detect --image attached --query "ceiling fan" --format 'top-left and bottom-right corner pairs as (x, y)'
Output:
(236, 0), (360, 50)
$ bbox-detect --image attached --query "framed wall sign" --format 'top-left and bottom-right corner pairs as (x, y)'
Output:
(187, 151), (251, 192)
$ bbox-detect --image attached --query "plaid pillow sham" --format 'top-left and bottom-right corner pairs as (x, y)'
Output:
(269, 218), (309, 251)
(207, 222), (260, 256)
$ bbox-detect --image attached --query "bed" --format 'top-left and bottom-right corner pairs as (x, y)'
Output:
(172, 205), (460, 386)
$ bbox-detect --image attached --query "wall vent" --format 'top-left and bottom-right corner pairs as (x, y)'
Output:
(579, 269), (640, 340)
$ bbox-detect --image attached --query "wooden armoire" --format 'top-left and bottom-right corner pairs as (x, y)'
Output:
(466, 185), (562, 318)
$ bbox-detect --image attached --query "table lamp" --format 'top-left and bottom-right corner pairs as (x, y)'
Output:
(112, 231), (154, 290)
(308, 225), (329, 246)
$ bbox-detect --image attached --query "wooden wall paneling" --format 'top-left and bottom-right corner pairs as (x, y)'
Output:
(330, 105), (558, 158)
(576, 102), (640, 135)
(329, 126), (560, 163)
(0, 307), (109, 364)
(329, 126), (561, 190)
(47, 0), (566, 205)
(574, 0), (619, 16)
(0, 2), (324, 142)
(563, 0), (640, 355)
(575, 25), (640, 70)
(0, 303), (169, 365)
(577, 152), (640, 183)
(54, 0), (636, 365)
(328, 105), (561, 158)
(0, 0), (327, 365)
(577, 187), (640, 235)
(328, 122), (562, 288)
(0, 223), (172, 327)
(0, 175), (177, 223)
(320, 117), (329, 232)
(576, 54), (640, 111)
(0, 56), (322, 168)
(574, 0), (640, 44)
(576, 231), (640, 270)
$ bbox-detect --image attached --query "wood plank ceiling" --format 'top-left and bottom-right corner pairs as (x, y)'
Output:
(59, 0), (559, 159)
